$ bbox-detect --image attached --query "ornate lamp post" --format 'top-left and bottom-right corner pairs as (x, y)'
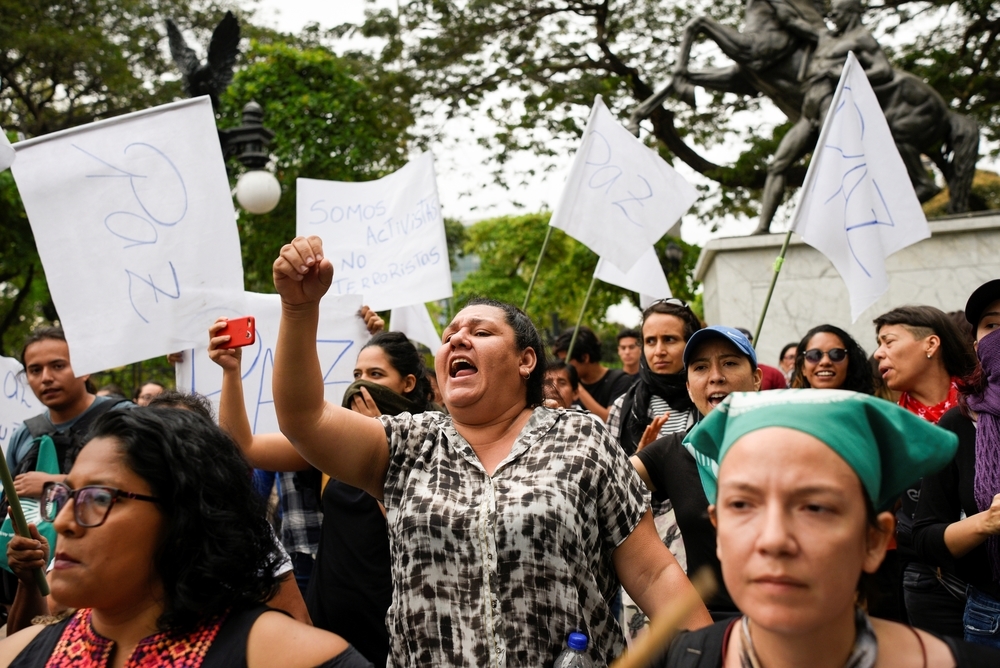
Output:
(219, 101), (281, 214)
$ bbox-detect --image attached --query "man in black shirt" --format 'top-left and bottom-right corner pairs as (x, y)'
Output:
(553, 327), (634, 422)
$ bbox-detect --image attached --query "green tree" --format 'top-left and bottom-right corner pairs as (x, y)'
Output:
(217, 41), (414, 292)
(454, 212), (700, 344)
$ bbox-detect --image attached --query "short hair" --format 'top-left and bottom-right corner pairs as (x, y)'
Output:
(617, 328), (640, 344)
(641, 300), (702, 342)
(546, 359), (579, 391)
(779, 343), (798, 362)
(363, 331), (432, 411)
(97, 384), (125, 398)
(789, 324), (875, 394)
(553, 326), (602, 363)
(87, 408), (281, 632)
(464, 297), (547, 407)
(147, 390), (215, 421)
(134, 381), (166, 402)
(874, 305), (977, 379)
(20, 326), (67, 367)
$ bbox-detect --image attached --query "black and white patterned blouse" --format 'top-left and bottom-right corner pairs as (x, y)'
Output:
(379, 406), (650, 667)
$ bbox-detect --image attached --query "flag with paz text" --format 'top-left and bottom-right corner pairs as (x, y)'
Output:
(790, 52), (930, 322)
(549, 96), (698, 273)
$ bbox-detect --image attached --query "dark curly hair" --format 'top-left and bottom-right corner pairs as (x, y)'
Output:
(363, 331), (433, 411)
(464, 297), (547, 407)
(874, 305), (978, 379)
(20, 326), (96, 394)
(147, 390), (215, 421)
(553, 326), (603, 363)
(86, 408), (281, 632)
(790, 324), (875, 395)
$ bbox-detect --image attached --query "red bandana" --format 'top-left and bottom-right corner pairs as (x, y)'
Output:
(898, 379), (960, 425)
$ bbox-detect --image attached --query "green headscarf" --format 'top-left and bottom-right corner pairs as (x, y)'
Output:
(684, 389), (958, 511)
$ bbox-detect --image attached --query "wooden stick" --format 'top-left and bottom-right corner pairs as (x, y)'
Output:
(0, 456), (50, 596)
(566, 273), (598, 360)
(610, 568), (717, 668)
(522, 225), (554, 312)
(752, 229), (794, 348)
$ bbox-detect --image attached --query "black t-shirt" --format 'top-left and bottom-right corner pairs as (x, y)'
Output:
(306, 480), (391, 666)
(636, 433), (737, 615)
(582, 368), (634, 408)
(913, 407), (1000, 599)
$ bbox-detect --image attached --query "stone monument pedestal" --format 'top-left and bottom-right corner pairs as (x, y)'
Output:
(694, 211), (1000, 367)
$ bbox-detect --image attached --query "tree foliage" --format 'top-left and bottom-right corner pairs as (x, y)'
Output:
(454, 212), (701, 343)
(355, 0), (999, 224)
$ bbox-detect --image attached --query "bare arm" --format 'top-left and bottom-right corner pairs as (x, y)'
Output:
(613, 512), (713, 630)
(272, 237), (390, 500)
(247, 611), (359, 668)
(5, 525), (50, 634)
(943, 493), (1000, 558)
(630, 455), (656, 492)
(210, 319), (311, 472)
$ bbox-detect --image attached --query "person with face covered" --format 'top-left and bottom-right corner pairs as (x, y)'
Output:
(631, 326), (762, 621)
(656, 390), (1000, 667)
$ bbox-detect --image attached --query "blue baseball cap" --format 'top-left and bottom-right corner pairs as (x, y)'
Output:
(683, 326), (757, 369)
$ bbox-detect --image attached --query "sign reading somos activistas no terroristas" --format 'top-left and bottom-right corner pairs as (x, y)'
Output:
(11, 97), (245, 376)
(297, 153), (453, 312)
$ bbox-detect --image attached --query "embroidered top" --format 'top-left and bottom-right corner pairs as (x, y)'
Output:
(379, 406), (649, 668)
(40, 608), (224, 668)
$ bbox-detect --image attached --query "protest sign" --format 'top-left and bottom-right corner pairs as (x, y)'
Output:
(0, 357), (38, 457)
(0, 126), (14, 172)
(549, 96), (698, 272)
(594, 246), (672, 308)
(297, 153), (452, 311)
(791, 52), (929, 322)
(11, 96), (245, 376)
(391, 303), (442, 354)
(175, 292), (369, 434)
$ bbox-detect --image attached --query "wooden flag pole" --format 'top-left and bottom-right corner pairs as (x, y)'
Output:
(522, 226), (554, 312)
(0, 456), (50, 596)
(566, 272), (598, 360)
(752, 229), (794, 348)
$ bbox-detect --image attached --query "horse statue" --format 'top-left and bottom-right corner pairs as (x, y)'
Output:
(629, 0), (979, 234)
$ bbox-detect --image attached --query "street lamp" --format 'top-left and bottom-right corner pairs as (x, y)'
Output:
(664, 241), (684, 275)
(219, 101), (281, 214)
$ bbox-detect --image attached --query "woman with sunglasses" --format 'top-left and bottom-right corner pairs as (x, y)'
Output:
(0, 408), (372, 668)
(789, 325), (875, 394)
(873, 305), (978, 638)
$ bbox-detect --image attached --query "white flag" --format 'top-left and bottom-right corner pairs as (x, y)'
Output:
(0, 126), (14, 172)
(549, 96), (698, 272)
(594, 247), (671, 308)
(391, 303), (442, 355)
(790, 52), (929, 322)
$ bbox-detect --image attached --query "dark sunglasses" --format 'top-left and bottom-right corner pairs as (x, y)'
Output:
(41, 482), (160, 528)
(802, 348), (848, 364)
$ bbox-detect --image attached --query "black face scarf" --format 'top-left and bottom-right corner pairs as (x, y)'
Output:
(616, 353), (694, 455)
(341, 379), (422, 416)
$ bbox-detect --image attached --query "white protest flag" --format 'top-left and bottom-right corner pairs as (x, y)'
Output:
(175, 292), (369, 434)
(790, 52), (930, 322)
(594, 247), (672, 308)
(391, 303), (442, 354)
(297, 153), (452, 311)
(11, 97), (245, 375)
(0, 357), (39, 458)
(0, 125), (14, 172)
(549, 96), (698, 272)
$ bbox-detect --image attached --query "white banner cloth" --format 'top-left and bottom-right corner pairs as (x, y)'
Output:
(594, 247), (672, 309)
(548, 96), (698, 272)
(11, 97), (245, 375)
(0, 357), (39, 457)
(297, 153), (452, 311)
(0, 126), (14, 172)
(391, 303), (442, 354)
(790, 52), (930, 322)
(175, 292), (369, 435)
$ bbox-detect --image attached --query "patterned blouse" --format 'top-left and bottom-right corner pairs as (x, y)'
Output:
(379, 406), (650, 668)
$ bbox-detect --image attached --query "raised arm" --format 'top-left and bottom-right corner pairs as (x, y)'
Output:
(272, 237), (390, 499)
(209, 319), (311, 472)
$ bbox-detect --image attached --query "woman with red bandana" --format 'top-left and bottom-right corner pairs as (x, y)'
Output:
(873, 305), (978, 638)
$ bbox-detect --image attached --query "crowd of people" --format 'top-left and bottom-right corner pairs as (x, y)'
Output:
(0, 234), (998, 667)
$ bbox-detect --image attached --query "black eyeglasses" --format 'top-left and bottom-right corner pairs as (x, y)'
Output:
(41, 482), (160, 528)
(802, 348), (848, 364)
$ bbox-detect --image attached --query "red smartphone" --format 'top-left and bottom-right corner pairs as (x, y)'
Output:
(218, 316), (256, 349)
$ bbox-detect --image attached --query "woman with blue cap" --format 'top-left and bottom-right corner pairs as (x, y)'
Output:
(657, 389), (1000, 666)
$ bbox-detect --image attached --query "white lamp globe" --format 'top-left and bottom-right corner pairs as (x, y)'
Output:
(235, 170), (281, 214)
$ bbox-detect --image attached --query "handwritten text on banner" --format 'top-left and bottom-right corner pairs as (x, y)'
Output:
(11, 97), (245, 375)
(0, 357), (38, 457)
(297, 153), (453, 311)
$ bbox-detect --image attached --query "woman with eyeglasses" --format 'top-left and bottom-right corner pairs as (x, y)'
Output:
(873, 305), (979, 639)
(0, 408), (372, 668)
(789, 325), (875, 395)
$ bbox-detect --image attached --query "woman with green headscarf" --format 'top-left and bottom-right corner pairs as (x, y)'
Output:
(655, 389), (1000, 667)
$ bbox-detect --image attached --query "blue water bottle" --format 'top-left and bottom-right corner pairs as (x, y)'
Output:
(553, 631), (595, 668)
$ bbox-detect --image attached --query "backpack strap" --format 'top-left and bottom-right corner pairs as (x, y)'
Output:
(23, 414), (55, 438)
